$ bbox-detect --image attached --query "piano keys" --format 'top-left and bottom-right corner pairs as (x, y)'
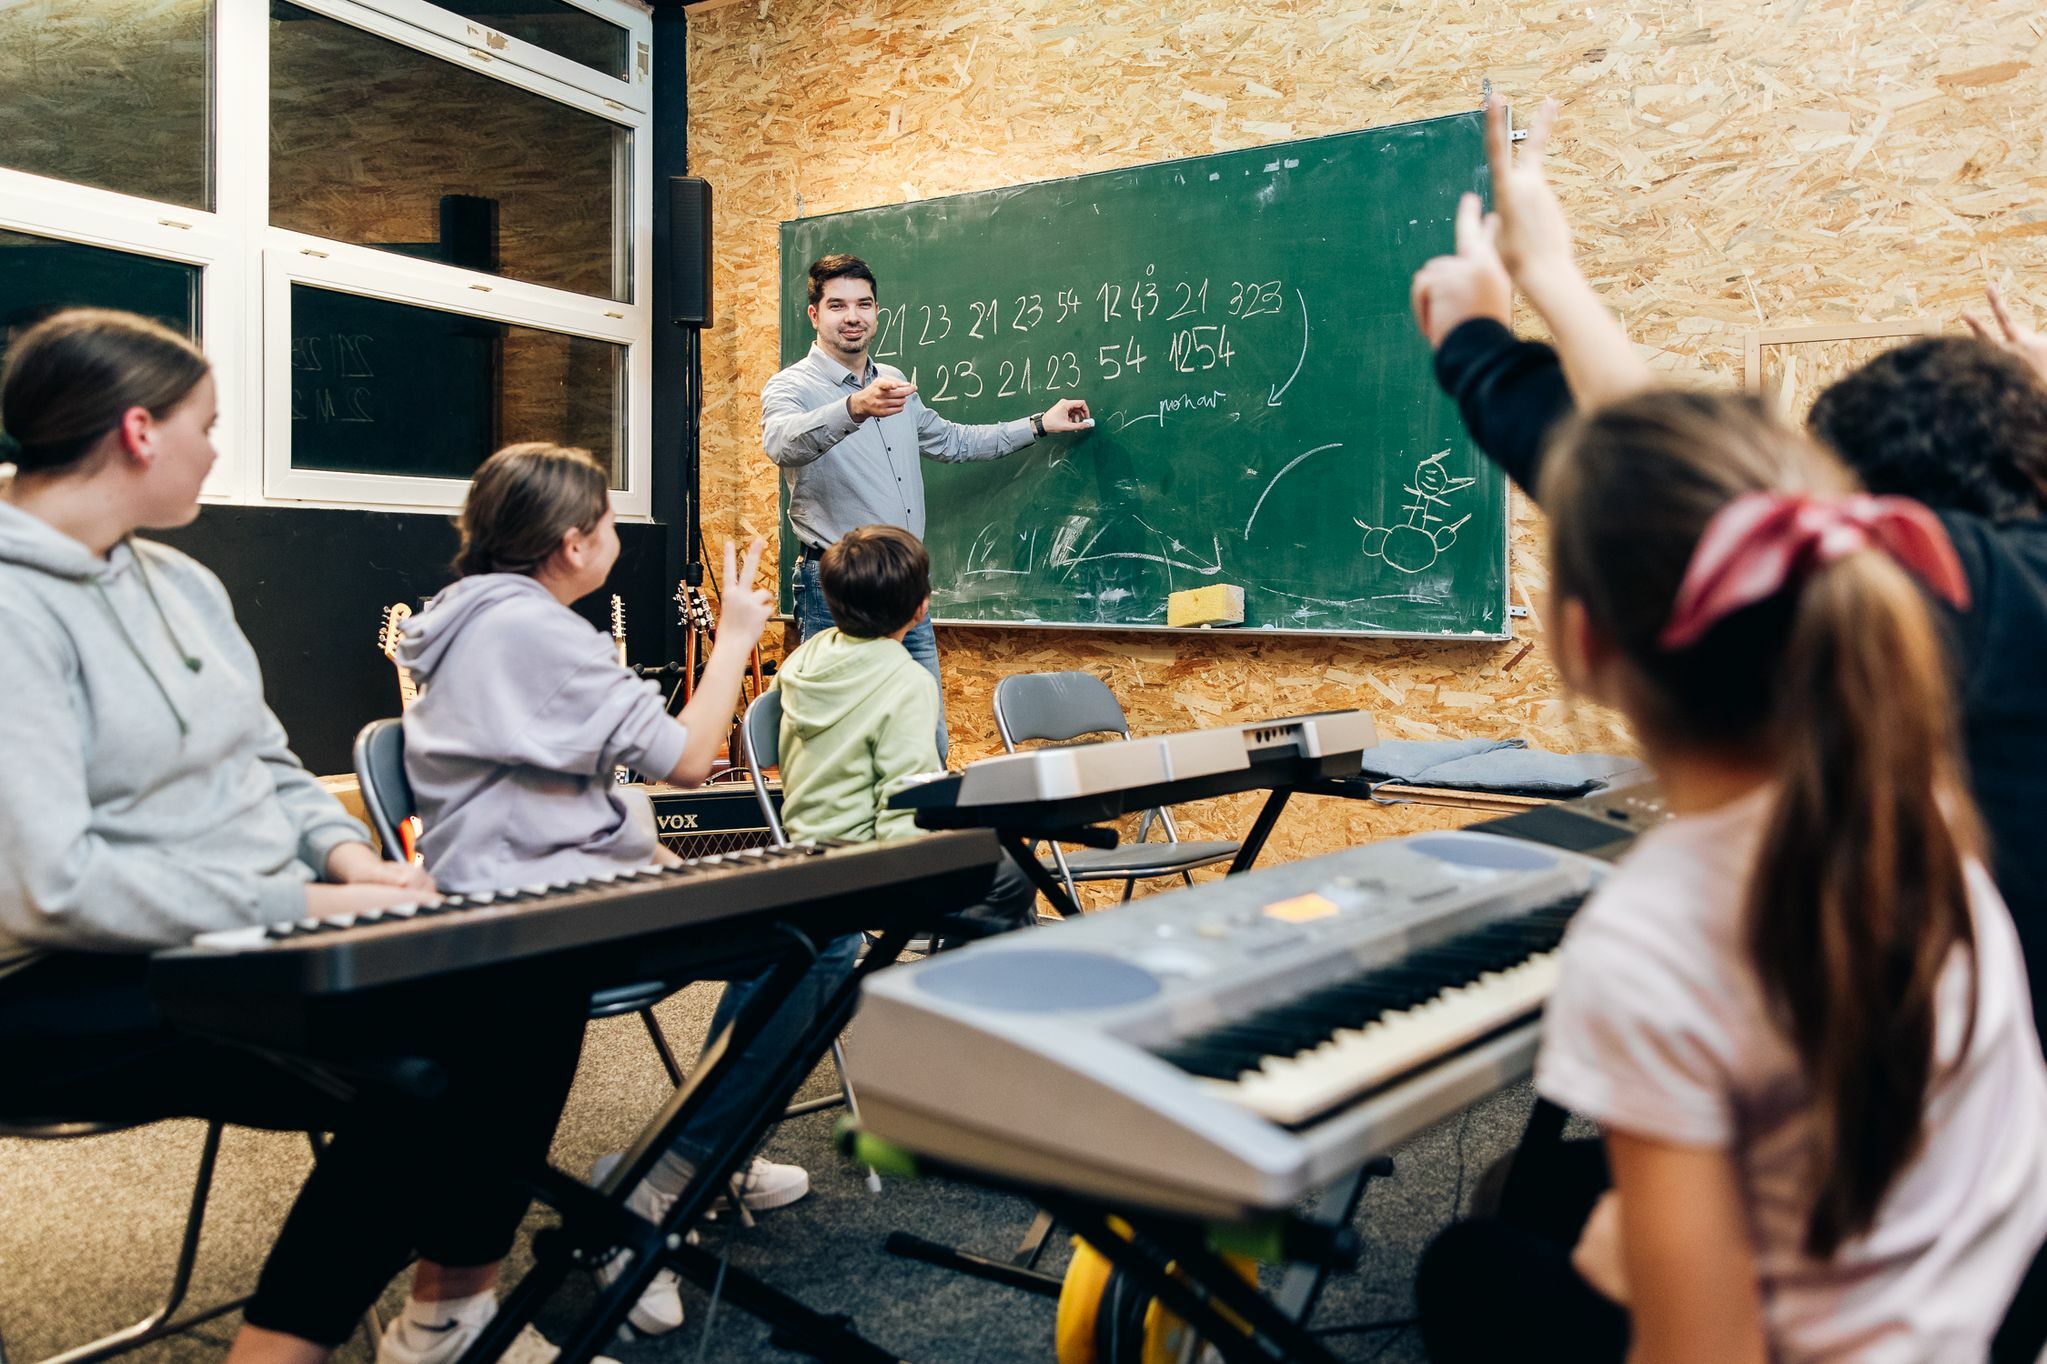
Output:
(148, 831), (1003, 1049)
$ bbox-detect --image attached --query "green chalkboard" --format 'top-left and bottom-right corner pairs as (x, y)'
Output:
(777, 108), (1505, 638)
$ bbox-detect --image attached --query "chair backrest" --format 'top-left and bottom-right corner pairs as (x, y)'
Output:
(352, 717), (417, 860)
(992, 671), (1130, 751)
(741, 689), (788, 846)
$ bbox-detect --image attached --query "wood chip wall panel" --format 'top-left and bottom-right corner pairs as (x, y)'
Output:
(685, 0), (2043, 873)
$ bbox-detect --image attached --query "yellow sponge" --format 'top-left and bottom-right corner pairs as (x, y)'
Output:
(1168, 584), (1245, 628)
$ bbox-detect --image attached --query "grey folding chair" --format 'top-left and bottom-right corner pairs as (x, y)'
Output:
(991, 671), (1240, 909)
(351, 719), (686, 1087)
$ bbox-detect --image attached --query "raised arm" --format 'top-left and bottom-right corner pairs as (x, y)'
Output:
(1484, 97), (1653, 407)
(1412, 190), (1575, 494)
(667, 538), (775, 786)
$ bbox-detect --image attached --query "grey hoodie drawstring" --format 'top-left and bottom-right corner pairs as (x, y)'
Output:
(84, 543), (200, 738)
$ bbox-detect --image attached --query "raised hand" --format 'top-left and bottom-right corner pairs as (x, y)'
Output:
(1410, 190), (1514, 348)
(716, 537), (775, 648)
(1484, 95), (1573, 284)
(1475, 93), (1651, 404)
(1964, 282), (2047, 387)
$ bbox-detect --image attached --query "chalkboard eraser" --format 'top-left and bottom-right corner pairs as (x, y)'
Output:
(1169, 584), (1246, 628)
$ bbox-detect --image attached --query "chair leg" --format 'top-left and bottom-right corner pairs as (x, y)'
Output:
(639, 1006), (686, 1089)
(37, 1120), (225, 1364)
(832, 1039), (884, 1194)
(1119, 877), (1138, 903)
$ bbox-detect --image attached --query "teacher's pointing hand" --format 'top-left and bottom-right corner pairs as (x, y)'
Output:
(1039, 398), (1093, 432)
(848, 375), (915, 421)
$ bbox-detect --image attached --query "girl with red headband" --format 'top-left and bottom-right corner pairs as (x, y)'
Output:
(1422, 390), (2047, 1363)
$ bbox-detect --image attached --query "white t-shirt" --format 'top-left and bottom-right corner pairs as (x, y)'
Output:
(1537, 786), (2047, 1363)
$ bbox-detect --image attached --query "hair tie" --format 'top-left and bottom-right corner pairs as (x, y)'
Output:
(1660, 491), (1971, 650)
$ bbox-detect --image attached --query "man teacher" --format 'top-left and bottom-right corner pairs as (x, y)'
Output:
(763, 252), (1093, 761)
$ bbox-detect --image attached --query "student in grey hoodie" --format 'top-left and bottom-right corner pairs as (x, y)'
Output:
(399, 443), (813, 1339)
(0, 311), (594, 1364)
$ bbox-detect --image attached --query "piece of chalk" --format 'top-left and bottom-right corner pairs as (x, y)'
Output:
(1168, 584), (1245, 628)
(1078, 417), (1095, 427)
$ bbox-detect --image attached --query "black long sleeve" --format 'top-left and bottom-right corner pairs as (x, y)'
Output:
(1433, 318), (1577, 500)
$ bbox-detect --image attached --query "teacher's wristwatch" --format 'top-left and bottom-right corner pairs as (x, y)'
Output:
(1030, 413), (1047, 438)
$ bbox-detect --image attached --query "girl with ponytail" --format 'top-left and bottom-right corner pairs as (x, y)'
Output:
(1424, 391), (2047, 1364)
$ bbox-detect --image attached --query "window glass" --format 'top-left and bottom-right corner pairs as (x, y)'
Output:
(0, 0), (213, 209)
(269, 1), (629, 302)
(289, 284), (623, 485)
(440, 2), (631, 80)
(0, 230), (201, 366)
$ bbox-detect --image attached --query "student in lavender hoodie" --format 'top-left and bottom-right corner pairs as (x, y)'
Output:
(0, 309), (595, 1364)
(396, 443), (813, 1339)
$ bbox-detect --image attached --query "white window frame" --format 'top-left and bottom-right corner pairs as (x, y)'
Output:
(351, 0), (649, 110)
(264, 240), (646, 514)
(2, 0), (653, 519)
(0, 175), (248, 502)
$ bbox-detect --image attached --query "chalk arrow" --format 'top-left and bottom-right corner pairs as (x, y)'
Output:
(1267, 288), (1310, 406)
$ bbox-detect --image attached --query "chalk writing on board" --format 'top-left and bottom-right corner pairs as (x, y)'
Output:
(1354, 449), (1475, 574)
(1244, 442), (1345, 540)
(872, 271), (1292, 405)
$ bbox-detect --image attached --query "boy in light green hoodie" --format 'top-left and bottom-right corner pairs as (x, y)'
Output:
(778, 525), (1034, 928)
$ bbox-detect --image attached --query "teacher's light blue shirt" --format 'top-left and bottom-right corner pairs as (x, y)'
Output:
(761, 342), (1035, 549)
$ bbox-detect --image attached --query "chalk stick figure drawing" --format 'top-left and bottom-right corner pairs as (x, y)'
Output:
(1354, 448), (1474, 574)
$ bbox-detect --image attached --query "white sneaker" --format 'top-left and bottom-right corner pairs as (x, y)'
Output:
(589, 1152), (687, 1337)
(722, 1154), (810, 1212)
(374, 1297), (614, 1364)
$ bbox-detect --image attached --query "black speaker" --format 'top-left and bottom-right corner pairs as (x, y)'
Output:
(438, 194), (500, 274)
(668, 176), (712, 327)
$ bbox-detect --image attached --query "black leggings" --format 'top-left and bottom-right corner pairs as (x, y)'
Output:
(1415, 1137), (1628, 1363)
(0, 954), (586, 1347)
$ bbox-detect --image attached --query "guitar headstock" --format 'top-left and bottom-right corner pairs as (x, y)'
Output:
(673, 579), (716, 636)
(611, 594), (628, 666)
(378, 602), (413, 661)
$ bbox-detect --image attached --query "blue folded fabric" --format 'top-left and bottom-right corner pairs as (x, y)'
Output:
(1356, 737), (1517, 783)
(1359, 738), (1643, 797)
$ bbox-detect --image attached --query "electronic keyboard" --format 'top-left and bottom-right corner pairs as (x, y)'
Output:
(848, 829), (1604, 1219)
(892, 711), (1375, 835)
(149, 832), (1002, 1044)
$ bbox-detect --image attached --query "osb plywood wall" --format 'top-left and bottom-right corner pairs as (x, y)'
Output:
(685, 0), (2044, 880)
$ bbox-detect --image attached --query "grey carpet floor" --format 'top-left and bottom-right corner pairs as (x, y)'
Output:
(0, 981), (1543, 1364)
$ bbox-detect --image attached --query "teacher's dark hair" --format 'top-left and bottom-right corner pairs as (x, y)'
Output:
(1809, 336), (2047, 521)
(807, 254), (878, 307)
(455, 442), (610, 578)
(1, 309), (210, 477)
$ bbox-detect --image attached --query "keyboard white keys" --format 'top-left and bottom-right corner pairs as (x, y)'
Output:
(1215, 951), (1560, 1126)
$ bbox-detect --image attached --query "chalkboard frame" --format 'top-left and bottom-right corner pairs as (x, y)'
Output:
(775, 107), (1509, 641)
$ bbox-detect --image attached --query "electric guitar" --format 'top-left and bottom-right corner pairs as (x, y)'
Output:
(377, 603), (418, 711)
(375, 603), (424, 862)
